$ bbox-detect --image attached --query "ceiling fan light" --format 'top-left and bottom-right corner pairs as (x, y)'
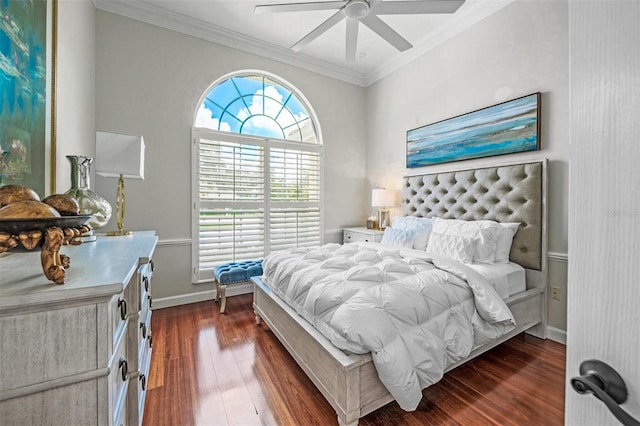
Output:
(345, 0), (370, 19)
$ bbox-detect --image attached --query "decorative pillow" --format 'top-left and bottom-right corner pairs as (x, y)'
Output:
(494, 222), (520, 263)
(392, 216), (432, 229)
(381, 227), (415, 248)
(426, 231), (478, 264)
(432, 218), (503, 264)
(391, 216), (434, 250)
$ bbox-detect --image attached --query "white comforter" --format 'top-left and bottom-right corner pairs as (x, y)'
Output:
(261, 242), (516, 410)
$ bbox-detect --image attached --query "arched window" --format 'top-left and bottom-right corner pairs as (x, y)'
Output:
(192, 72), (323, 282)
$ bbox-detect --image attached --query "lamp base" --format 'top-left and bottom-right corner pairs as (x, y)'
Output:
(378, 209), (390, 230)
(105, 230), (133, 236)
(104, 175), (132, 237)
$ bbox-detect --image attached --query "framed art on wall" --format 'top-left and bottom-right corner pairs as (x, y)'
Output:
(0, 0), (57, 195)
(406, 92), (541, 168)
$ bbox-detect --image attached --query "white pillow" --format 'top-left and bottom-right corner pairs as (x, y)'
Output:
(426, 231), (478, 264)
(391, 216), (434, 250)
(494, 222), (520, 263)
(392, 216), (432, 229)
(432, 218), (503, 264)
(380, 227), (415, 248)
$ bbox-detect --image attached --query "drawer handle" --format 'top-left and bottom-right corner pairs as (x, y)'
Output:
(148, 295), (153, 309)
(150, 260), (155, 272)
(139, 374), (147, 391)
(117, 298), (127, 321)
(148, 333), (153, 348)
(118, 358), (128, 382)
(140, 322), (147, 338)
(143, 276), (149, 292)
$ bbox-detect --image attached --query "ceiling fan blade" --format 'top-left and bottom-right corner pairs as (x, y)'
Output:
(374, 0), (465, 15)
(345, 19), (358, 62)
(291, 10), (346, 52)
(360, 14), (412, 52)
(255, 1), (345, 14)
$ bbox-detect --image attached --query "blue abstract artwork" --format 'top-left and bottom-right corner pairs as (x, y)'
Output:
(0, 0), (50, 194)
(406, 93), (541, 168)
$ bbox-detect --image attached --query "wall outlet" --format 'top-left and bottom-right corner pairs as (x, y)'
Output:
(550, 287), (561, 300)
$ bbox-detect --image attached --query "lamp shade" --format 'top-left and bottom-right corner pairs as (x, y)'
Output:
(95, 131), (145, 179)
(372, 188), (395, 208)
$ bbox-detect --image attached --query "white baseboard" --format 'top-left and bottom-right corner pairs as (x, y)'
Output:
(153, 282), (254, 310)
(153, 289), (215, 309)
(546, 326), (567, 344)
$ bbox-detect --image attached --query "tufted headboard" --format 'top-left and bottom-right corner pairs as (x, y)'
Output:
(401, 161), (546, 271)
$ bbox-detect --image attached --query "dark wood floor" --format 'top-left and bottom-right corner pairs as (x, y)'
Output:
(143, 294), (566, 426)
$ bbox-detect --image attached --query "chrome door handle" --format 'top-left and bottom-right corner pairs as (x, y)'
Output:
(571, 360), (639, 426)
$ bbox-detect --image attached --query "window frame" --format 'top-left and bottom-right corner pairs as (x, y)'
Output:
(191, 71), (323, 284)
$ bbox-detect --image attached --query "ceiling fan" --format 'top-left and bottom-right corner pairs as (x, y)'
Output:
(255, 0), (465, 62)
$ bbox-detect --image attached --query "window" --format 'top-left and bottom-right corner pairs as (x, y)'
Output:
(192, 72), (322, 282)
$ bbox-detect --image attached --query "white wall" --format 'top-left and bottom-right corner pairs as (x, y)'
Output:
(54, 0), (96, 193)
(94, 11), (368, 302)
(365, 0), (569, 332)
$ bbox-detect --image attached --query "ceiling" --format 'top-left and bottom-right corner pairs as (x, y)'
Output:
(93, 0), (514, 86)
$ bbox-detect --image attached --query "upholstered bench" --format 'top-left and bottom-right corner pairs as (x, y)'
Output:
(213, 260), (263, 314)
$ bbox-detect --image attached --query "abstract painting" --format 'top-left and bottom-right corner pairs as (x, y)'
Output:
(407, 93), (541, 168)
(0, 0), (56, 195)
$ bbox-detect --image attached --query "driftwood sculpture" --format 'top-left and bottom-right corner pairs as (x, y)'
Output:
(0, 224), (91, 284)
(0, 185), (91, 284)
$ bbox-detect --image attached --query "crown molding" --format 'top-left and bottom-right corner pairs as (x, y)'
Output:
(94, 0), (513, 88)
(93, 0), (368, 86)
(365, 0), (515, 85)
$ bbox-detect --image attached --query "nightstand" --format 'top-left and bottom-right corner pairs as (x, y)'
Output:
(342, 227), (385, 244)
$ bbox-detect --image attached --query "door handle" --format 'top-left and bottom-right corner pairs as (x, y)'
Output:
(571, 360), (639, 426)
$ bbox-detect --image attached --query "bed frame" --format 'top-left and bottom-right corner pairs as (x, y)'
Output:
(252, 160), (548, 425)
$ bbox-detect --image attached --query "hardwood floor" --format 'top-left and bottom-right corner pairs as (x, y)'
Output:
(143, 294), (566, 426)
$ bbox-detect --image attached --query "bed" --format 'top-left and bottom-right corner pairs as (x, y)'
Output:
(251, 160), (547, 425)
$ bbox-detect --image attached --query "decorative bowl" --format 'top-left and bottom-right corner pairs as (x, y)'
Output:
(0, 215), (91, 235)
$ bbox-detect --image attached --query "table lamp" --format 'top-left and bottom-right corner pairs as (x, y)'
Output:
(372, 188), (394, 230)
(95, 131), (145, 236)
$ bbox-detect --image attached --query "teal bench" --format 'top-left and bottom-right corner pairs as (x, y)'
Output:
(213, 260), (263, 313)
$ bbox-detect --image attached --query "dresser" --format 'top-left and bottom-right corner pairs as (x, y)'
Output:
(342, 227), (384, 243)
(0, 232), (157, 426)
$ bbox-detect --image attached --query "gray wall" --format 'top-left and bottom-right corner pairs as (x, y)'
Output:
(364, 0), (569, 334)
(94, 11), (368, 303)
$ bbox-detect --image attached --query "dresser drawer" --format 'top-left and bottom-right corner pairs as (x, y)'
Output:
(136, 347), (152, 425)
(110, 291), (129, 349)
(343, 229), (383, 243)
(138, 262), (153, 312)
(110, 331), (129, 426)
(0, 305), (98, 390)
(139, 264), (153, 327)
(138, 312), (152, 367)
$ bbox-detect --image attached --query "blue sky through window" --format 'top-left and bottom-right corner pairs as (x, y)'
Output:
(196, 75), (316, 143)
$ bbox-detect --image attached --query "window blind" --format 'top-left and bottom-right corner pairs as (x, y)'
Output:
(196, 138), (265, 280)
(269, 147), (321, 251)
(194, 136), (322, 282)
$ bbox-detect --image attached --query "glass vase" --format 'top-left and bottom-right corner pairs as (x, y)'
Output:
(64, 155), (112, 230)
